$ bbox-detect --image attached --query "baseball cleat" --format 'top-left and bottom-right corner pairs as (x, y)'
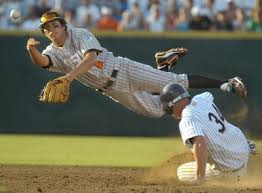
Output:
(247, 140), (258, 155)
(228, 77), (247, 98)
(155, 47), (188, 70)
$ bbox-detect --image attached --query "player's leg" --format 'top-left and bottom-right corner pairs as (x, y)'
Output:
(107, 58), (246, 118)
(123, 58), (189, 92)
(124, 59), (243, 97)
(177, 161), (247, 183)
(131, 91), (164, 117)
(155, 49), (247, 98)
(104, 89), (164, 118)
(176, 161), (221, 182)
(154, 49), (226, 89)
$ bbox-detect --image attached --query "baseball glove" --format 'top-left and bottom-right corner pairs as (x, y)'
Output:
(39, 76), (70, 103)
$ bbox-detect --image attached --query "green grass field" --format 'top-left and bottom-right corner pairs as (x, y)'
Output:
(0, 134), (261, 167)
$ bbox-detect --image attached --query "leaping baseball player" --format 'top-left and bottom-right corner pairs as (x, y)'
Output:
(26, 11), (247, 118)
(160, 83), (256, 184)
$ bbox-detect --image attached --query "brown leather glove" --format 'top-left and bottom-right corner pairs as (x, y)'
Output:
(39, 76), (70, 103)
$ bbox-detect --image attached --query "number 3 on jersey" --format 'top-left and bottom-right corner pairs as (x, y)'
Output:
(208, 104), (226, 133)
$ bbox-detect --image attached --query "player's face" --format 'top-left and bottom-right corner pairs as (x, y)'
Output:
(171, 102), (183, 119)
(171, 105), (181, 119)
(43, 20), (66, 42)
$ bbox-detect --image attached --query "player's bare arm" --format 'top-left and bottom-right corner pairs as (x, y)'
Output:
(64, 51), (98, 82)
(26, 38), (49, 67)
(191, 136), (208, 183)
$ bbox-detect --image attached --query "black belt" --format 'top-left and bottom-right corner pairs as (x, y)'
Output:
(97, 70), (118, 92)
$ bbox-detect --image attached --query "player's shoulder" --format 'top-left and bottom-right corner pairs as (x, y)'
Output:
(70, 27), (97, 42)
(181, 102), (196, 119)
(192, 92), (214, 102)
(45, 44), (53, 50)
(72, 27), (88, 33)
(181, 92), (213, 118)
(42, 44), (54, 53)
(71, 27), (92, 35)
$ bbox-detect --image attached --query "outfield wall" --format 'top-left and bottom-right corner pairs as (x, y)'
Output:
(0, 32), (261, 137)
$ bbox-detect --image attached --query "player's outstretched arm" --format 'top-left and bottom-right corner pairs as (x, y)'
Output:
(64, 51), (97, 82)
(26, 38), (49, 67)
(191, 136), (208, 184)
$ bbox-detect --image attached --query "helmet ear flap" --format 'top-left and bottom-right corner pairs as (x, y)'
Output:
(162, 103), (173, 115)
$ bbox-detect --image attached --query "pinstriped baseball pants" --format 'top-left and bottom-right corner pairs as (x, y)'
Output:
(177, 161), (247, 182)
(104, 57), (189, 118)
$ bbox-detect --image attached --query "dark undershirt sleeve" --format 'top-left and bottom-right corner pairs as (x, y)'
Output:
(42, 54), (53, 69)
(85, 49), (102, 56)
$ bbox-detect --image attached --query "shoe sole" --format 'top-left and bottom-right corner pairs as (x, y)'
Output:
(157, 55), (179, 66)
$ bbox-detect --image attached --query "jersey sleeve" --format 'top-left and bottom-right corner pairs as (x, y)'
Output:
(179, 117), (205, 149)
(78, 30), (103, 55)
(42, 46), (60, 72)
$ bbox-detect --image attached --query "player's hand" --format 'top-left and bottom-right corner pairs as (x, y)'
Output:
(191, 176), (205, 185)
(26, 38), (40, 51)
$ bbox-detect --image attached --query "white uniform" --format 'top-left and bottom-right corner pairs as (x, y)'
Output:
(177, 92), (250, 181)
(42, 27), (188, 117)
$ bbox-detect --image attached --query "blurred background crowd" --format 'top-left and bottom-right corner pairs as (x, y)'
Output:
(1, 0), (262, 32)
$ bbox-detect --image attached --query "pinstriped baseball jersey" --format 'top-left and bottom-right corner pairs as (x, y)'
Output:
(42, 27), (189, 117)
(179, 92), (249, 171)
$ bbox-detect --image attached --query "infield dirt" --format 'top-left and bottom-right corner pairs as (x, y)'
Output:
(0, 152), (261, 193)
